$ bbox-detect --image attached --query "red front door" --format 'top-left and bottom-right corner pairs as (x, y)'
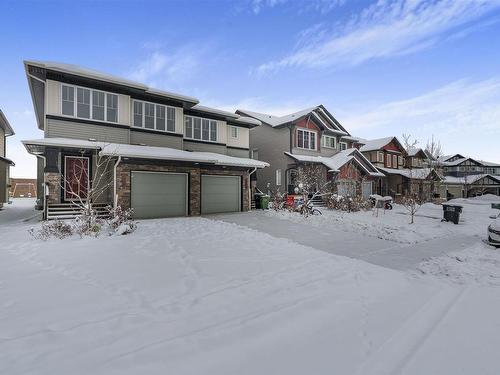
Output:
(64, 156), (89, 200)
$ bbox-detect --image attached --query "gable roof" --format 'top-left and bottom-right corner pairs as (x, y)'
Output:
(236, 105), (349, 135)
(0, 110), (14, 136)
(378, 167), (441, 181)
(284, 148), (383, 177)
(407, 146), (427, 159)
(443, 174), (500, 185)
(359, 136), (404, 153)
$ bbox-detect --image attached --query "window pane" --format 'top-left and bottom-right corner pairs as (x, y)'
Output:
(144, 103), (155, 129)
(193, 118), (201, 139)
(304, 132), (309, 149)
(297, 130), (303, 148)
(202, 119), (210, 140)
(62, 85), (74, 116)
(156, 105), (165, 131)
(185, 117), (193, 138)
(310, 132), (315, 149)
(106, 93), (118, 122)
(231, 126), (238, 138)
(133, 101), (143, 127)
(167, 107), (175, 132)
(210, 120), (217, 141)
(76, 88), (90, 118)
(92, 91), (105, 121)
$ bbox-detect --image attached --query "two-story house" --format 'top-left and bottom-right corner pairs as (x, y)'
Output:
(0, 110), (15, 208)
(236, 106), (383, 199)
(437, 154), (500, 198)
(360, 137), (441, 199)
(22, 61), (267, 219)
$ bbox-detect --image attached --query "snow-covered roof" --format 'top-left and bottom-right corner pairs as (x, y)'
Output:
(377, 167), (439, 180)
(0, 156), (15, 166)
(406, 146), (426, 157)
(191, 105), (239, 119)
(189, 105), (261, 127)
(359, 137), (401, 152)
(236, 106), (349, 135)
(285, 149), (383, 177)
(443, 174), (500, 185)
(24, 60), (199, 105)
(230, 116), (262, 127)
(477, 160), (500, 167)
(0, 110), (14, 136)
(340, 135), (362, 143)
(22, 138), (268, 169)
(237, 107), (317, 127)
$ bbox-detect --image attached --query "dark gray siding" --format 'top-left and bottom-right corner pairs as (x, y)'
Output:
(249, 124), (291, 193)
(183, 140), (227, 154)
(130, 130), (182, 149)
(46, 118), (129, 143)
(227, 148), (249, 158)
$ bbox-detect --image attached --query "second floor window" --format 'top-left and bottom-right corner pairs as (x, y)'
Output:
(230, 126), (239, 139)
(133, 100), (176, 132)
(339, 142), (347, 151)
(61, 84), (118, 123)
(185, 116), (217, 142)
(297, 129), (316, 150)
(321, 135), (335, 149)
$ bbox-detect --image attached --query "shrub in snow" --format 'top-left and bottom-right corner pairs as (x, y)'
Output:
(106, 205), (137, 235)
(270, 190), (288, 211)
(73, 205), (104, 238)
(29, 220), (73, 240)
(326, 194), (371, 212)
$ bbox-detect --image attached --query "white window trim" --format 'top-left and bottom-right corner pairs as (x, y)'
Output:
(387, 154), (392, 167)
(60, 83), (119, 124)
(64, 156), (90, 201)
(276, 169), (282, 186)
(321, 135), (336, 149)
(230, 126), (239, 139)
(184, 115), (218, 143)
(339, 141), (347, 151)
(297, 129), (317, 150)
(132, 99), (176, 133)
(377, 151), (384, 163)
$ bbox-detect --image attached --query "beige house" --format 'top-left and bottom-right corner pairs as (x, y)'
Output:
(22, 61), (267, 219)
(0, 110), (15, 208)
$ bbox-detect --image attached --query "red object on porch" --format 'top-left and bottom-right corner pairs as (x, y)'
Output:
(286, 195), (295, 208)
(64, 156), (89, 200)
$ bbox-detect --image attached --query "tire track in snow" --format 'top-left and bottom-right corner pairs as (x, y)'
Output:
(354, 286), (467, 375)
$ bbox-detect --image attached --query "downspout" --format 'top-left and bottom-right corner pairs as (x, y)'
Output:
(113, 155), (122, 208)
(248, 167), (257, 211)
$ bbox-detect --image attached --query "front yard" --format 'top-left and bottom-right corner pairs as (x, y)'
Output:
(1, 197), (500, 374)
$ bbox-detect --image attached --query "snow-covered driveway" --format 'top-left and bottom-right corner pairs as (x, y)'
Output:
(1, 198), (500, 374)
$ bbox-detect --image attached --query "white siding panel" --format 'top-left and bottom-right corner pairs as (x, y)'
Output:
(46, 80), (61, 116)
(226, 126), (249, 149)
(175, 107), (184, 135)
(217, 121), (227, 144)
(118, 94), (130, 125)
(46, 118), (129, 143)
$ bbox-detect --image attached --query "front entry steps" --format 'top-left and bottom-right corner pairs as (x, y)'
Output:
(46, 203), (111, 220)
(310, 195), (326, 208)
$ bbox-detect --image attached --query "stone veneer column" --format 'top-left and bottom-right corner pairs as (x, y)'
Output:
(44, 172), (61, 204)
(116, 165), (131, 210)
(189, 169), (201, 215)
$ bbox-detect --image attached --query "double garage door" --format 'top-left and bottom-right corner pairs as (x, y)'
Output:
(131, 171), (241, 219)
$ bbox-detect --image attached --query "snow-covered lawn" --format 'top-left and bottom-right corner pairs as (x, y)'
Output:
(1, 197), (500, 374)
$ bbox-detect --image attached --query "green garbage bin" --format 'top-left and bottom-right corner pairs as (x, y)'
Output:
(441, 204), (462, 224)
(260, 195), (270, 210)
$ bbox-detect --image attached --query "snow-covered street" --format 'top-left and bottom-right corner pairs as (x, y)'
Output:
(1, 198), (500, 374)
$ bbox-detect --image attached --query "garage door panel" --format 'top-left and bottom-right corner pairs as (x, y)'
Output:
(131, 172), (187, 219)
(201, 175), (241, 214)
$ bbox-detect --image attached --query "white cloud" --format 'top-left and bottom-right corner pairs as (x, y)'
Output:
(339, 78), (500, 162)
(127, 44), (210, 90)
(250, 0), (345, 14)
(257, 0), (500, 72)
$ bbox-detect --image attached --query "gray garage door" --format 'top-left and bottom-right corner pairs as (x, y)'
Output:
(201, 175), (241, 214)
(131, 171), (187, 219)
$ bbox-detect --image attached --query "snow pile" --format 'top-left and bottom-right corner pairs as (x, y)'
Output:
(416, 243), (500, 286)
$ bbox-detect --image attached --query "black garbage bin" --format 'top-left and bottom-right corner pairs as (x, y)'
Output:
(254, 193), (264, 209)
(442, 204), (462, 224)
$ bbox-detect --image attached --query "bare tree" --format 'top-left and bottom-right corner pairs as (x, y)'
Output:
(425, 134), (443, 166)
(294, 164), (334, 215)
(401, 134), (422, 223)
(60, 147), (116, 234)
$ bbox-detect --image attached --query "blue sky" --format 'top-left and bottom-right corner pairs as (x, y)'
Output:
(1, 0), (500, 177)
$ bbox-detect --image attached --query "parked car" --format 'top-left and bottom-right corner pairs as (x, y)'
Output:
(488, 213), (500, 247)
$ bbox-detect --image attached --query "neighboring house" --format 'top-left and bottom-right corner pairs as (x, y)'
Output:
(437, 154), (500, 198)
(9, 178), (37, 198)
(441, 174), (500, 199)
(360, 137), (441, 198)
(236, 106), (383, 198)
(22, 61), (267, 219)
(0, 110), (15, 208)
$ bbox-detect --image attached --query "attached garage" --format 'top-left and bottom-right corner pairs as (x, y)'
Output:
(131, 171), (188, 219)
(201, 175), (241, 214)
